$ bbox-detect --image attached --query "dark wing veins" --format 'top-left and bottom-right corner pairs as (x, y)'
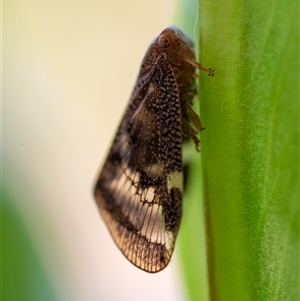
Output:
(94, 59), (183, 273)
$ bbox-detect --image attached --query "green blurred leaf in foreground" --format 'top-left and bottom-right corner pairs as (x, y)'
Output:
(2, 189), (59, 301)
(178, 0), (299, 300)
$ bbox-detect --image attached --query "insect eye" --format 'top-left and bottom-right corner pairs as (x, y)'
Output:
(158, 35), (171, 49)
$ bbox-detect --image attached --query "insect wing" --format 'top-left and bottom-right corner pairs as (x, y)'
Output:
(94, 61), (183, 273)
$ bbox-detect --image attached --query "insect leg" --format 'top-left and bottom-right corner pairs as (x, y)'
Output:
(181, 119), (200, 152)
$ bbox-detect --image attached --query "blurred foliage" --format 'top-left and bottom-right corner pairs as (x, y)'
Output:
(2, 188), (59, 301)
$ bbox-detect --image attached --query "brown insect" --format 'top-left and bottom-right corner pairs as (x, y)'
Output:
(94, 26), (214, 273)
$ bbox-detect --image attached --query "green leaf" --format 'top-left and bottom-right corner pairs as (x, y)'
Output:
(178, 0), (299, 300)
(2, 189), (59, 301)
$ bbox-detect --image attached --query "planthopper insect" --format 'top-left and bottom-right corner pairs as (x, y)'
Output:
(94, 25), (214, 273)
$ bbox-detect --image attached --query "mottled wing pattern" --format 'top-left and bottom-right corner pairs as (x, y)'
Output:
(94, 61), (183, 273)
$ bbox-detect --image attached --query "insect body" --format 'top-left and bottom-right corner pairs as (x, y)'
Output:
(94, 26), (214, 273)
